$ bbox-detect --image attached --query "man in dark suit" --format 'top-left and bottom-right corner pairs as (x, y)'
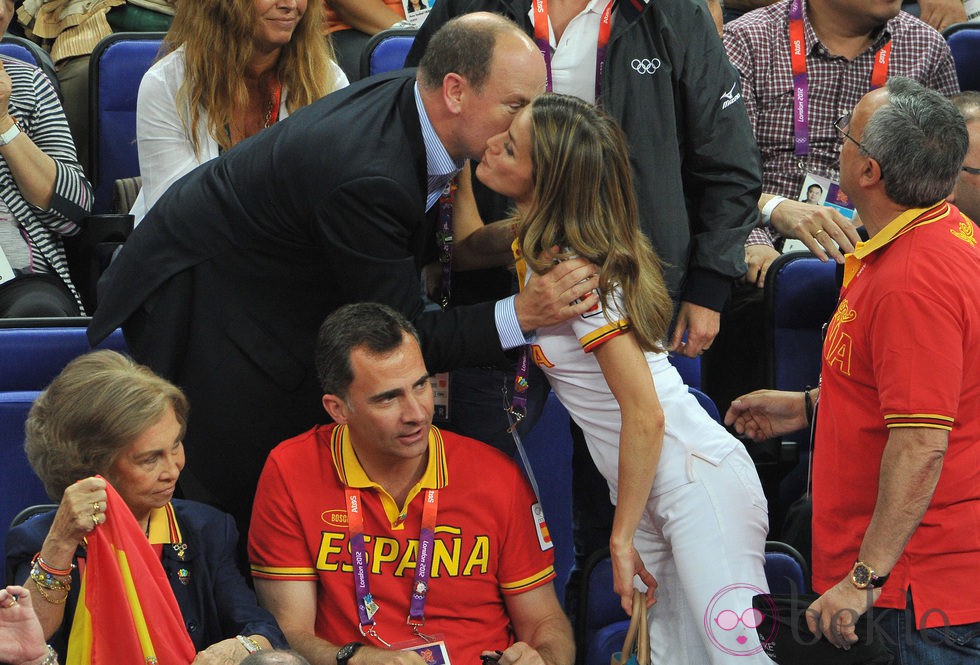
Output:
(88, 12), (599, 534)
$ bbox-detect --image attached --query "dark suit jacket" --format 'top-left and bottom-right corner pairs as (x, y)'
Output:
(88, 73), (509, 527)
(6, 500), (288, 658)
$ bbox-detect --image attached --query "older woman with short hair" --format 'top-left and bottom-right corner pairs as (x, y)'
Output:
(5, 350), (287, 663)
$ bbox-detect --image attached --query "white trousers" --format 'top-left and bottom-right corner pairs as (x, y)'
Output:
(633, 445), (772, 665)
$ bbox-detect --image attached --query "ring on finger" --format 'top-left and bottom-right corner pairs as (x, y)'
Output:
(92, 513), (100, 527)
(813, 229), (826, 237)
(92, 502), (101, 513)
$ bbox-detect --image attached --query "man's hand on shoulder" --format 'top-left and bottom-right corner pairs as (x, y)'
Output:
(919, 0), (967, 32)
(350, 646), (426, 665)
(514, 252), (599, 333)
(769, 199), (860, 263)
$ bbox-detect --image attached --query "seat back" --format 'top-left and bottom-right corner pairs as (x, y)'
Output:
(359, 28), (418, 78)
(765, 252), (840, 395)
(668, 354), (700, 388)
(4, 503), (57, 585)
(944, 22), (980, 92)
(764, 540), (808, 595)
(575, 548), (629, 665)
(688, 386), (721, 423)
(0, 320), (129, 582)
(89, 32), (164, 213)
(0, 318), (129, 392)
(0, 36), (61, 99)
(0, 392), (47, 583)
(519, 390), (575, 606)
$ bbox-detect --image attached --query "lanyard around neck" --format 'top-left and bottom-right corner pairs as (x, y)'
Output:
(532, 0), (615, 102)
(345, 486), (439, 644)
(788, 0), (891, 157)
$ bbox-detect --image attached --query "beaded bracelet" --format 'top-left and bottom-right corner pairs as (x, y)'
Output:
(40, 644), (59, 665)
(32, 552), (75, 577)
(30, 555), (71, 604)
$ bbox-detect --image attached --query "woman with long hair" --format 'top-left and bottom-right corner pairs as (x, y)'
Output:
(131, 0), (347, 222)
(469, 93), (771, 664)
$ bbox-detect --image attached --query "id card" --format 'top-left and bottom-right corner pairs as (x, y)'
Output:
(784, 173), (857, 253)
(400, 639), (451, 665)
(403, 0), (431, 26)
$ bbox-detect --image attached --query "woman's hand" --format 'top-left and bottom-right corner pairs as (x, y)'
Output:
(610, 541), (657, 615)
(44, 477), (108, 560)
(0, 586), (49, 665)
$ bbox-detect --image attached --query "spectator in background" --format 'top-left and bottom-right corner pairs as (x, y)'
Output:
(722, 0), (972, 31)
(702, 0), (960, 421)
(951, 91), (980, 222)
(15, 0), (176, 176)
(321, 0), (412, 81)
(131, 0), (347, 223)
(0, 1), (92, 318)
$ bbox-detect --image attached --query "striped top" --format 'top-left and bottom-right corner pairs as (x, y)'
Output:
(1, 56), (93, 312)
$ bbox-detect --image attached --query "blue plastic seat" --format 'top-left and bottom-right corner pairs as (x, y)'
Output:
(359, 28), (418, 78)
(944, 22), (980, 92)
(88, 32), (165, 213)
(0, 35), (60, 99)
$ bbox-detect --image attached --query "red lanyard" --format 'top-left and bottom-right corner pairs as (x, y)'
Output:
(532, 0), (615, 101)
(788, 0), (891, 157)
(346, 485), (440, 645)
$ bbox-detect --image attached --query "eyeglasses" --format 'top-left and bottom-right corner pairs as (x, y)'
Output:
(834, 112), (871, 155)
(965, 165), (980, 176)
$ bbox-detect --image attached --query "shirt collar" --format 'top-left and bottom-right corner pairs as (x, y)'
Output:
(799, 0), (895, 58)
(414, 82), (464, 183)
(842, 200), (950, 286)
(146, 502), (182, 545)
(329, 423), (449, 525)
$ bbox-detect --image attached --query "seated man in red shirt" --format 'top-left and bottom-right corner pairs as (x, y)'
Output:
(250, 303), (574, 665)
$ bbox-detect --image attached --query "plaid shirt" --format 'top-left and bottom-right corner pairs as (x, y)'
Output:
(723, 0), (959, 247)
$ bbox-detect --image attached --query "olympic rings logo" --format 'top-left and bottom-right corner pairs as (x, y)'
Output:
(631, 58), (662, 75)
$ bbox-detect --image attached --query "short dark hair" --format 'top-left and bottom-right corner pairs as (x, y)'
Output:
(315, 303), (420, 398)
(808, 183), (823, 192)
(417, 12), (520, 92)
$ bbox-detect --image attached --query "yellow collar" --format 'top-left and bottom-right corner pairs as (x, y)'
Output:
(843, 201), (950, 287)
(329, 424), (449, 527)
(146, 502), (182, 545)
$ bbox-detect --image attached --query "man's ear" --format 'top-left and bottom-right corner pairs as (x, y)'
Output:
(443, 72), (465, 115)
(860, 156), (883, 189)
(322, 394), (350, 424)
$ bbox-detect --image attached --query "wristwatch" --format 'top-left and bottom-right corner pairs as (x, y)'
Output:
(850, 560), (889, 589)
(337, 641), (365, 665)
(0, 121), (20, 146)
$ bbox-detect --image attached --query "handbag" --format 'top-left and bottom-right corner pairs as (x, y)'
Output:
(611, 590), (651, 665)
(752, 593), (892, 664)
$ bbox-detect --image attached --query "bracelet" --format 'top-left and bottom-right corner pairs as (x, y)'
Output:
(40, 644), (59, 665)
(30, 556), (71, 604)
(803, 386), (814, 426)
(32, 552), (75, 577)
(760, 195), (787, 226)
(237, 635), (262, 654)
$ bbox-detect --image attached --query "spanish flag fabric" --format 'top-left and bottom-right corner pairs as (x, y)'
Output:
(67, 479), (196, 665)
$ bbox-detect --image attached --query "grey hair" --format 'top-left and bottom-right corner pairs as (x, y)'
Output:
(861, 77), (968, 207)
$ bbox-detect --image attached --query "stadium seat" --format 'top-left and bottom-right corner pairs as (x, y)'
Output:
(688, 385), (721, 423)
(668, 353), (700, 389)
(4, 504), (58, 586)
(575, 548), (629, 665)
(0, 35), (60, 99)
(88, 32), (164, 214)
(519, 390), (575, 606)
(0, 318), (129, 581)
(764, 251), (840, 532)
(359, 28), (418, 78)
(765, 540), (808, 595)
(943, 22), (980, 92)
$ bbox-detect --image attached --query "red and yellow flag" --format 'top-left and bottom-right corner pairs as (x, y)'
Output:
(67, 480), (196, 665)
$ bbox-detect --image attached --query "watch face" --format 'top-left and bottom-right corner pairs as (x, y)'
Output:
(852, 563), (872, 588)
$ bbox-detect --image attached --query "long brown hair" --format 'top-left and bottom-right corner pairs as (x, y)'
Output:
(164, 0), (337, 156)
(518, 94), (673, 352)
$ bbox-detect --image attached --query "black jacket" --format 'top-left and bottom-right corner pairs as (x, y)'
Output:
(408, 0), (762, 310)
